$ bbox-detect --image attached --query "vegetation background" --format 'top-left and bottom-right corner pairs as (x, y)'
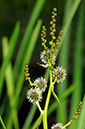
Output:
(0, 0), (85, 129)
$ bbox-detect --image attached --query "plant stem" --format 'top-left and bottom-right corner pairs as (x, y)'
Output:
(63, 119), (74, 128)
(44, 70), (52, 111)
(42, 70), (52, 129)
(36, 101), (43, 114)
(0, 116), (6, 129)
(53, 77), (57, 85)
(43, 111), (48, 129)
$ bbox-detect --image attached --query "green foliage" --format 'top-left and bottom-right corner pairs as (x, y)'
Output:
(0, 0), (84, 129)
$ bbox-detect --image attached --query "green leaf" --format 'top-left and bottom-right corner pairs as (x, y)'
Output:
(22, 105), (37, 129)
(0, 94), (7, 116)
(0, 116), (6, 129)
(57, 0), (72, 124)
(15, 20), (42, 105)
(32, 114), (43, 129)
(58, 0), (81, 53)
(2, 37), (19, 129)
(13, 0), (46, 82)
(69, 2), (84, 128)
(6, 19), (42, 128)
(0, 22), (20, 97)
(2, 37), (14, 106)
(52, 90), (62, 112)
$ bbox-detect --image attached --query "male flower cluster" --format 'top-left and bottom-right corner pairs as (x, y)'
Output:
(40, 8), (66, 83)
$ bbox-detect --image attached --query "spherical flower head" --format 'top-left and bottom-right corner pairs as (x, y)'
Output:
(34, 77), (47, 92)
(51, 123), (65, 129)
(53, 66), (67, 83)
(26, 87), (42, 104)
(40, 49), (56, 66)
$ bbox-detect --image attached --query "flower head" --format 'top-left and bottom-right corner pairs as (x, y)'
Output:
(51, 123), (65, 129)
(52, 66), (67, 83)
(34, 77), (47, 92)
(26, 87), (42, 104)
(40, 49), (56, 67)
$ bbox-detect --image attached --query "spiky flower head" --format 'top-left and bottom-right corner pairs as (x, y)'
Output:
(34, 77), (47, 92)
(51, 123), (65, 129)
(52, 66), (67, 83)
(26, 87), (42, 104)
(40, 49), (56, 67)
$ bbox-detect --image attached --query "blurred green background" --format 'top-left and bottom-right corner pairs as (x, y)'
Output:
(0, 0), (85, 129)
(0, 0), (65, 64)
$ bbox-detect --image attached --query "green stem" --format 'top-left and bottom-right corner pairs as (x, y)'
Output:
(42, 70), (52, 129)
(0, 116), (6, 129)
(43, 111), (48, 129)
(44, 70), (52, 111)
(36, 101), (43, 114)
(53, 77), (57, 85)
(63, 119), (74, 128)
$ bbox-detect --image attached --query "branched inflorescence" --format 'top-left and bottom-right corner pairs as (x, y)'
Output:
(24, 8), (81, 129)
(40, 8), (66, 83)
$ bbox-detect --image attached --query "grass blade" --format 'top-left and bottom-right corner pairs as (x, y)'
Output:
(6, 19), (42, 127)
(2, 37), (14, 106)
(69, 2), (84, 129)
(15, 20), (42, 105)
(57, 0), (72, 124)
(2, 37), (19, 129)
(32, 114), (43, 129)
(0, 116), (6, 129)
(0, 22), (20, 97)
(0, 94), (7, 116)
(22, 105), (37, 129)
(13, 0), (46, 81)
(58, 0), (81, 53)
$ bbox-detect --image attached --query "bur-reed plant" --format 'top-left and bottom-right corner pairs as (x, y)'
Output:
(24, 8), (84, 129)
(0, 0), (85, 128)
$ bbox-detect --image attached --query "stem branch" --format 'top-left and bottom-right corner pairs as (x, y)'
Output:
(36, 101), (43, 114)
(63, 119), (74, 128)
(0, 116), (6, 129)
(44, 70), (52, 111)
